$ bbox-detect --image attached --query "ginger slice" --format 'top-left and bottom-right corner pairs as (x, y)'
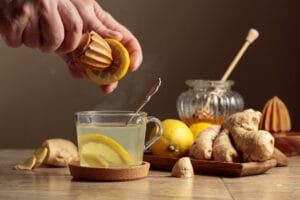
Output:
(33, 147), (48, 168)
(14, 156), (36, 170)
(15, 139), (78, 170)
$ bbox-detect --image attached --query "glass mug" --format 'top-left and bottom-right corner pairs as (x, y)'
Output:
(75, 111), (163, 168)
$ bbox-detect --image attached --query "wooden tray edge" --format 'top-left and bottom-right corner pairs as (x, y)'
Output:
(143, 154), (277, 177)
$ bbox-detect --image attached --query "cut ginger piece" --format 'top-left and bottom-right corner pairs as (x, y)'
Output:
(14, 138), (78, 170)
(33, 147), (48, 168)
(14, 156), (36, 170)
(14, 147), (47, 170)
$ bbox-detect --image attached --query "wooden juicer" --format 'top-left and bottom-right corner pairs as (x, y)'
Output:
(260, 96), (300, 156)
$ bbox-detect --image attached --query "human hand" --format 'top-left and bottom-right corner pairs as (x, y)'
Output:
(0, 0), (83, 53)
(0, 0), (142, 94)
(61, 0), (143, 94)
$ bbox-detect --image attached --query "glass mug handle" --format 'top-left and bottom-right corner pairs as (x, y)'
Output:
(144, 116), (163, 151)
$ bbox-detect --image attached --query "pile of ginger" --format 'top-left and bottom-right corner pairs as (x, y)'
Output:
(189, 109), (275, 163)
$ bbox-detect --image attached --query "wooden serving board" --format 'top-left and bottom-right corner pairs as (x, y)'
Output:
(143, 154), (277, 177)
(273, 132), (300, 156)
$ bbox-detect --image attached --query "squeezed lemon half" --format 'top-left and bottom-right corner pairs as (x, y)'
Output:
(85, 38), (130, 85)
(78, 133), (131, 168)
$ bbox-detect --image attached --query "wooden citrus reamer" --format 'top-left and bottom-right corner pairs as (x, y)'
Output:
(72, 31), (113, 70)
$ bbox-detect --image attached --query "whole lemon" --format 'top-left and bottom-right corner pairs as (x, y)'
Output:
(149, 119), (194, 158)
(189, 122), (213, 139)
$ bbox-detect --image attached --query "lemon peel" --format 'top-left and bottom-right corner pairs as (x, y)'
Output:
(149, 119), (194, 158)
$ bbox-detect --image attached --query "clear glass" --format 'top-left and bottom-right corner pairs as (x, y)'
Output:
(75, 111), (162, 167)
(176, 80), (244, 125)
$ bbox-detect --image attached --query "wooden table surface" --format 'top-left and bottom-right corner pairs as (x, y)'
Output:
(0, 149), (300, 200)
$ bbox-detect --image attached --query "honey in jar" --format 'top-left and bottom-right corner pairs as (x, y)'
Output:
(176, 80), (244, 125)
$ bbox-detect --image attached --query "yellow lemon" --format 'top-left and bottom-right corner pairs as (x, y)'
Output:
(149, 119), (194, 158)
(86, 38), (130, 85)
(78, 133), (131, 168)
(189, 122), (213, 139)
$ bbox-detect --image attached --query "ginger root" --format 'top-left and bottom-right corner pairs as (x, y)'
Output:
(190, 109), (275, 163)
(189, 125), (221, 160)
(42, 139), (78, 167)
(225, 109), (261, 132)
(171, 157), (194, 178)
(15, 138), (78, 170)
(212, 129), (240, 162)
(224, 109), (275, 162)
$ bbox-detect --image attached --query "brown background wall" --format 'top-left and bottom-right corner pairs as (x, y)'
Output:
(0, 0), (299, 148)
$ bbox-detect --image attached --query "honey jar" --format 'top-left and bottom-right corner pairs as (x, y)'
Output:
(176, 80), (244, 125)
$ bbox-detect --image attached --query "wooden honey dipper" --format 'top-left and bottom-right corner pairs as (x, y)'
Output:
(194, 29), (259, 122)
(221, 28), (259, 81)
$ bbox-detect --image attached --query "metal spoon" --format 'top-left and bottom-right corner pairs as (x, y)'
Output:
(135, 77), (161, 113)
(127, 77), (162, 124)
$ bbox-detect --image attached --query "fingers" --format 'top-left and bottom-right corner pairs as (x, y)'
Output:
(93, 2), (142, 71)
(88, 15), (123, 40)
(60, 54), (86, 79)
(123, 38), (143, 71)
(60, 52), (118, 94)
(56, 0), (83, 54)
(60, 52), (119, 94)
(1, 0), (83, 53)
(38, 0), (64, 52)
(71, 0), (122, 40)
(100, 82), (118, 94)
(92, 2), (124, 35)
(127, 48), (143, 71)
(22, 3), (40, 48)
(1, 1), (29, 47)
(87, 5), (123, 40)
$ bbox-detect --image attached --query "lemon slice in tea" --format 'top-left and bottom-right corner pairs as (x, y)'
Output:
(85, 39), (130, 85)
(78, 133), (131, 168)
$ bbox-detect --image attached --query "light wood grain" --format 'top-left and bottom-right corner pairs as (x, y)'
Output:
(1, 149), (300, 200)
